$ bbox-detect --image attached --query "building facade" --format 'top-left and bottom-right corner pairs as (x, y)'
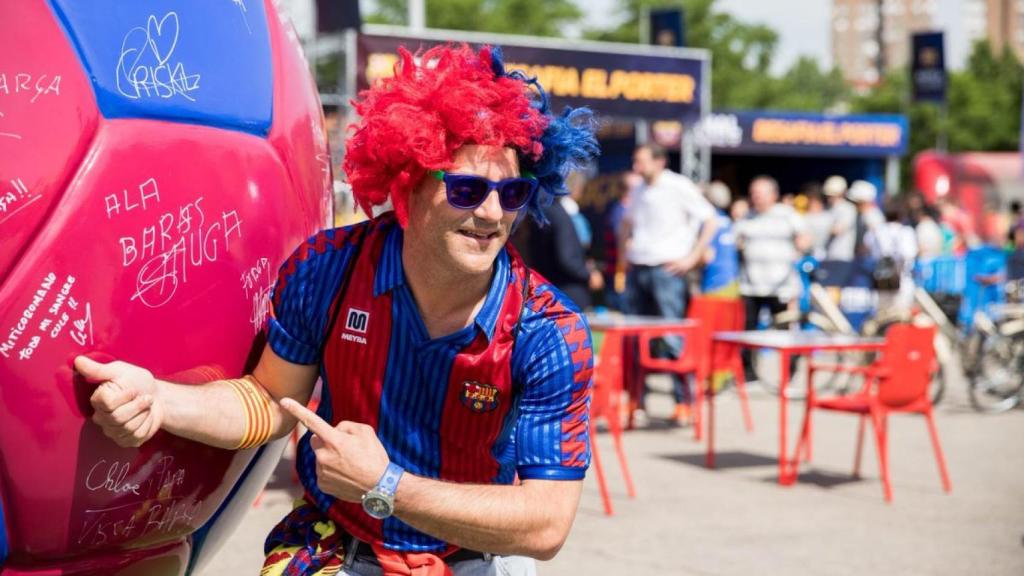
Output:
(832, 0), (936, 87)
(964, 0), (1024, 61)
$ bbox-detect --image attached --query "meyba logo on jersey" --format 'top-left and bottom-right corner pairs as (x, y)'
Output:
(461, 381), (499, 413)
(341, 307), (369, 344)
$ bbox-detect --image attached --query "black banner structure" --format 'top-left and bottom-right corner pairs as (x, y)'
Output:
(354, 28), (708, 122)
(649, 8), (686, 48)
(317, 0), (361, 32)
(911, 31), (946, 103)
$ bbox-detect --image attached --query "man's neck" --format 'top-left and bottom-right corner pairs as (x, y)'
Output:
(400, 243), (493, 340)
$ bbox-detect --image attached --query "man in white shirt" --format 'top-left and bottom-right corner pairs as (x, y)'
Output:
(734, 176), (811, 380)
(619, 144), (717, 423)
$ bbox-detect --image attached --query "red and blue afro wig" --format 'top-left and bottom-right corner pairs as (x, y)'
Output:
(344, 44), (599, 227)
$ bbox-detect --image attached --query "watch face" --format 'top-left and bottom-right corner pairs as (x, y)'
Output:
(362, 493), (393, 519)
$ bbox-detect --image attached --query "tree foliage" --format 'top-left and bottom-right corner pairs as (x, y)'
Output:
(772, 56), (849, 112)
(847, 41), (1022, 190)
(853, 41), (1023, 156)
(587, 0), (776, 109)
(947, 42), (1023, 152)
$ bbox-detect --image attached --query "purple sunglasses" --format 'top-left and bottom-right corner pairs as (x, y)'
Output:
(433, 170), (539, 211)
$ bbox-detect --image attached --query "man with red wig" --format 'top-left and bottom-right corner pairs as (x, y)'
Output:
(74, 44), (599, 575)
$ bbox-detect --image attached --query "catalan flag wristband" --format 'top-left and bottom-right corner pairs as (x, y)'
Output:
(226, 375), (273, 449)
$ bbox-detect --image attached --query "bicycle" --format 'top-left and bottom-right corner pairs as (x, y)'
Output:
(967, 279), (1024, 413)
(860, 253), (990, 407)
(757, 256), (952, 405)
(864, 255), (1023, 410)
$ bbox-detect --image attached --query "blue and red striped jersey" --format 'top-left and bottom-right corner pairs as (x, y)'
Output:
(267, 215), (592, 552)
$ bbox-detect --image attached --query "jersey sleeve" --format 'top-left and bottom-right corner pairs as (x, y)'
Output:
(267, 229), (356, 365)
(513, 287), (593, 481)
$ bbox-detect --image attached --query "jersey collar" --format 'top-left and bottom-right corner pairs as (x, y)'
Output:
(374, 224), (510, 342)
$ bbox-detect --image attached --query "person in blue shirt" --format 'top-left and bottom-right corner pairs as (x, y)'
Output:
(960, 216), (1009, 327)
(700, 181), (740, 298)
(698, 181), (742, 391)
(74, 44), (599, 576)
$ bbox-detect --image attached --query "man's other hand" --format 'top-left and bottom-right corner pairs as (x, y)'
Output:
(280, 398), (390, 502)
(664, 252), (700, 276)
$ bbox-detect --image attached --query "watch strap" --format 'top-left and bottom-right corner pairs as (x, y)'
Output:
(376, 461), (404, 497)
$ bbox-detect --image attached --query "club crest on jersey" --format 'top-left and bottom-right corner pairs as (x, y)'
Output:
(341, 307), (369, 344)
(461, 381), (499, 413)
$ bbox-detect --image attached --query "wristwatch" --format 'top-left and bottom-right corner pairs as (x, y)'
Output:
(361, 462), (404, 519)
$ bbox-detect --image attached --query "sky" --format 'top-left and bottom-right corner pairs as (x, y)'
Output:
(580, 0), (969, 73)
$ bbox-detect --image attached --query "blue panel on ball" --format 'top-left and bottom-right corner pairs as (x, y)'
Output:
(0, 492), (7, 567)
(48, 0), (273, 135)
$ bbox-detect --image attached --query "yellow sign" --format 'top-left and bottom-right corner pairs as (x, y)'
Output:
(508, 63), (695, 104)
(751, 118), (903, 148)
(364, 52), (695, 105)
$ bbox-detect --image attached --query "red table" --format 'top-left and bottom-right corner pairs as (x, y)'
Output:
(584, 313), (700, 514)
(588, 313), (700, 426)
(707, 330), (886, 484)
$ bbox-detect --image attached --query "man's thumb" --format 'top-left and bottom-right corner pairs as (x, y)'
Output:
(74, 356), (118, 383)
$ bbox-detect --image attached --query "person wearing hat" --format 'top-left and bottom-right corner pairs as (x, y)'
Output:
(847, 180), (885, 259)
(823, 175), (857, 262)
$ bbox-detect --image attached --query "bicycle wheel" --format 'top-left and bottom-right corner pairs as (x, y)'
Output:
(968, 332), (1024, 414)
(929, 364), (947, 406)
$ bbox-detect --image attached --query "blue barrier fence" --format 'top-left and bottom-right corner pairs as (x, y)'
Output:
(914, 257), (967, 294)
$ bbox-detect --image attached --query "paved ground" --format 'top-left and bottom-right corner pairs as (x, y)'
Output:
(201, 374), (1024, 575)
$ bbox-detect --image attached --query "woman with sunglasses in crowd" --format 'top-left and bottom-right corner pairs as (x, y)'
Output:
(73, 44), (599, 576)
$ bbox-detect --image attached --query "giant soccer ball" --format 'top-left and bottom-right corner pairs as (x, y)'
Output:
(0, 1), (332, 574)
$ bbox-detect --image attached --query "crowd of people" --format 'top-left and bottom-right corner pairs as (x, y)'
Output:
(521, 143), (1024, 425)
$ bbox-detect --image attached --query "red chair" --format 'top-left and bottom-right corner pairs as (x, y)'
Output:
(637, 297), (753, 440)
(793, 324), (952, 502)
(688, 296), (753, 439)
(636, 323), (705, 428)
(589, 329), (637, 516)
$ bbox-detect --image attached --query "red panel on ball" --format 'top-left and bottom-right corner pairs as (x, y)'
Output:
(266, 0), (335, 229)
(0, 118), (323, 569)
(0, 0), (99, 282)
